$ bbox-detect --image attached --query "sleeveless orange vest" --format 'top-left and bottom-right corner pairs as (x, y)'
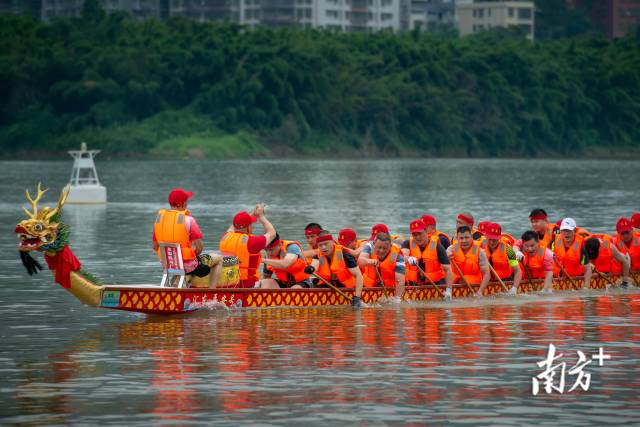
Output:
(265, 240), (309, 285)
(521, 243), (548, 279)
(363, 245), (400, 287)
(590, 234), (615, 273)
(553, 234), (585, 277)
(482, 240), (512, 279)
(316, 245), (356, 288)
(451, 241), (483, 284)
(614, 233), (640, 272)
(540, 223), (557, 247)
(154, 209), (196, 261)
(220, 231), (261, 285)
(406, 236), (445, 284)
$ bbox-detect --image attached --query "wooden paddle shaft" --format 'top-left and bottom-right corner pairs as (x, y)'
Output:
(553, 257), (581, 290)
(449, 258), (476, 295)
(414, 264), (445, 297)
(311, 273), (353, 302)
(375, 265), (391, 298)
(592, 266), (617, 287)
(487, 263), (510, 293)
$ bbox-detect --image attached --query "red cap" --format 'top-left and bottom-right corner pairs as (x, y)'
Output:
(338, 228), (357, 246)
(457, 213), (474, 227)
(477, 221), (491, 234)
(266, 237), (281, 249)
(233, 211), (257, 228)
(530, 213), (548, 221)
(304, 226), (322, 236)
(369, 223), (389, 240)
(484, 222), (502, 240)
(421, 215), (436, 227)
(632, 213), (640, 228)
(616, 217), (634, 233)
(168, 188), (193, 206)
(410, 219), (426, 233)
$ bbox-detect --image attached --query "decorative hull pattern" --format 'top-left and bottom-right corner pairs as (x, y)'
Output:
(64, 271), (640, 315)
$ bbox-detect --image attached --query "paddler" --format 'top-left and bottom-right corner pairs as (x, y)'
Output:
(519, 231), (555, 292)
(338, 228), (367, 258)
(584, 233), (631, 288)
(153, 188), (222, 287)
(307, 230), (363, 305)
(528, 208), (558, 246)
(480, 222), (522, 293)
(447, 226), (491, 296)
(302, 223), (323, 259)
(219, 203), (277, 288)
(455, 213), (483, 241)
(361, 232), (406, 300)
(257, 233), (312, 289)
(613, 217), (639, 285)
(631, 213), (640, 233)
(401, 218), (453, 298)
(421, 214), (450, 249)
(550, 217), (589, 283)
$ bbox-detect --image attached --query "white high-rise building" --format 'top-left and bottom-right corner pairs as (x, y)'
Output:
(455, 1), (535, 40)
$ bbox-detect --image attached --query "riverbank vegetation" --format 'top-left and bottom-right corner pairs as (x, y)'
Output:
(1, 8), (639, 158)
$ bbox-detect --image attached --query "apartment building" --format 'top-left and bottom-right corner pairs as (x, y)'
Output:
(409, 0), (455, 32)
(456, 0), (535, 40)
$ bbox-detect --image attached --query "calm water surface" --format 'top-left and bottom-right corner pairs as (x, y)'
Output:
(1, 159), (639, 425)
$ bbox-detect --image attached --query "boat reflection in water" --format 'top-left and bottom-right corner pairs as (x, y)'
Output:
(13, 292), (640, 425)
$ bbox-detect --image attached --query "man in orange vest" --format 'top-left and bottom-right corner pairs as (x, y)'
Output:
(519, 231), (555, 292)
(447, 226), (490, 296)
(421, 214), (450, 249)
(455, 213), (483, 241)
(302, 223), (323, 259)
(338, 228), (367, 258)
(153, 188), (222, 287)
(482, 222), (522, 294)
(613, 217), (639, 286)
(257, 233), (311, 289)
(632, 213), (640, 233)
(361, 232), (405, 301)
(307, 230), (363, 306)
(219, 203), (277, 288)
(401, 218), (453, 298)
(528, 208), (558, 247)
(551, 218), (589, 285)
(584, 234), (631, 288)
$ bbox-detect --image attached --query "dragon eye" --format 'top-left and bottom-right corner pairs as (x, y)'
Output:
(34, 223), (43, 232)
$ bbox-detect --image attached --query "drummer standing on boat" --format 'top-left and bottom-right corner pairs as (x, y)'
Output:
(153, 188), (223, 287)
(220, 203), (277, 288)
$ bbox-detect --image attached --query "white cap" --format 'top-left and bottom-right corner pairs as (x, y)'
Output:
(559, 217), (577, 231)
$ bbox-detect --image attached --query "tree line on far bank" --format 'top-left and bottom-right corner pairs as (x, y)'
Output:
(1, 8), (639, 158)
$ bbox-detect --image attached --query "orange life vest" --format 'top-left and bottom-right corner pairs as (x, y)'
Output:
(575, 227), (591, 238)
(539, 223), (557, 247)
(220, 231), (261, 285)
(265, 240), (309, 285)
(482, 240), (512, 280)
(451, 241), (483, 284)
(406, 236), (445, 284)
(316, 245), (356, 288)
(614, 232), (640, 272)
(154, 209), (196, 262)
(520, 243), (548, 280)
(590, 234), (615, 273)
(501, 233), (515, 246)
(363, 245), (401, 287)
(553, 234), (585, 277)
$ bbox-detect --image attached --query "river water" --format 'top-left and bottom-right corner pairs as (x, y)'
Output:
(1, 159), (639, 425)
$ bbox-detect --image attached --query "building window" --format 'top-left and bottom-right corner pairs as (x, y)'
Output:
(326, 10), (339, 19)
(518, 8), (532, 20)
(487, 8), (491, 17)
(381, 12), (392, 21)
(477, 8), (484, 18)
(508, 7), (514, 18)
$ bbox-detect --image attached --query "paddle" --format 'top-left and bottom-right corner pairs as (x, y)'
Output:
(521, 260), (534, 293)
(375, 265), (391, 299)
(413, 263), (445, 298)
(592, 266), (617, 288)
(553, 257), (581, 290)
(304, 266), (357, 305)
(487, 263), (510, 293)
(449, 258), (477, 296)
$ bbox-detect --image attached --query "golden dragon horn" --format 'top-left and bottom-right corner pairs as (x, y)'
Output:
(44, 184), (71, 222)
(23, 183), (48, 219)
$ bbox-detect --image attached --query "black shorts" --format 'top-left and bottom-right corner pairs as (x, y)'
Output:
(188, 263), (211, 278)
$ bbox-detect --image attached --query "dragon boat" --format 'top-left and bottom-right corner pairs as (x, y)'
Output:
(16, 184), (640, 315)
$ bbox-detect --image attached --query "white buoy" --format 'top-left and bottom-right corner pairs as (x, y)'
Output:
(67, 142), (107, 204)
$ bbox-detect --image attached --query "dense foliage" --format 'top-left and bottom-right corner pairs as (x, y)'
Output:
(1, 9), (639, 157)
